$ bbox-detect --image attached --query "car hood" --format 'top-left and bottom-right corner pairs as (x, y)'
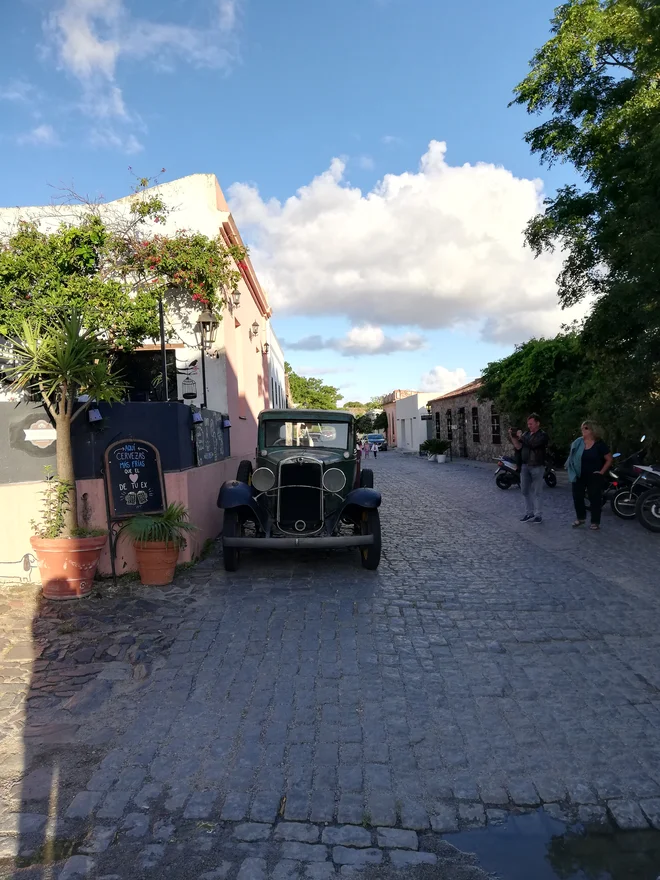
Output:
(261, 449), (350, 467)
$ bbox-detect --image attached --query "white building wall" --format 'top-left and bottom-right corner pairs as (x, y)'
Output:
(394, 393), (430, 452)
(267, 325), (287, 409)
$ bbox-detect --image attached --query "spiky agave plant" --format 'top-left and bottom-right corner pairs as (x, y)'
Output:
(7, 311), (125, 536)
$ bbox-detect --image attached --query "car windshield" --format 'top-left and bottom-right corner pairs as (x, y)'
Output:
(264, 420), (350, 450)
(367, 434), (384, 442)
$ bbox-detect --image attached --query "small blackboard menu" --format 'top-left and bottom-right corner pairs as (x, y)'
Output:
(194, 409), (228, 467)
(103, 439), (166, 520)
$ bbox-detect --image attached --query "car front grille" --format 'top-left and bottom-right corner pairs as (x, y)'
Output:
(277, 458), (323, 530)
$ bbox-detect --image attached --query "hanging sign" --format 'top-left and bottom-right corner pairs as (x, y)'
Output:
(103, 439), (166, 519)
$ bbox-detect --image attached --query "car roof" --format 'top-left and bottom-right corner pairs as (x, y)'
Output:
(259, 409), (354, 424)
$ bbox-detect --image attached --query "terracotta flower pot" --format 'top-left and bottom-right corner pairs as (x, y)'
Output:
(133, 541), (180, 586)
(30, 534), (107, 601)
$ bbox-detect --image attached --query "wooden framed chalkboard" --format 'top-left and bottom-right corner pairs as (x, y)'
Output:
(193, 409), (229, 466)
(103, 439), (166, 520)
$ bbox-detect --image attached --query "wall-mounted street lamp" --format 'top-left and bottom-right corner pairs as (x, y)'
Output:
(426, 402), (432, 414)
(251, 320), (260, 338)
(262, 342), (270, 355)
(231, 289), (241, 307)
(194, 310), (220, 408)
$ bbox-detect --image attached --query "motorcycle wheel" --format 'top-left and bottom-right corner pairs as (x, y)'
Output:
(610, 488), (640, 520)
(496, 474), (512, 490)
(636, 490), (660, 533)
(544, 471), (557, 488)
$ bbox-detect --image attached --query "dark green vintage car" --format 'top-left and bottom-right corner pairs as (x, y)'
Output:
(217, 409), (382, 572)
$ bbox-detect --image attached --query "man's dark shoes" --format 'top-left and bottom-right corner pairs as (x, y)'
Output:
(531, 516), (543, 524)
(520, 514), (534, 522)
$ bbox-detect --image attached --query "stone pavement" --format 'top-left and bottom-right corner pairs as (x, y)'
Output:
(1, 453), (660, 879)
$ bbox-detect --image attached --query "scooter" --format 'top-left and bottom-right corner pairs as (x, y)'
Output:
(493, 456), (557, 490)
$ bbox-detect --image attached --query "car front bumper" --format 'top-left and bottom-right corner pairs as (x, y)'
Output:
(223, 534), (374, 549)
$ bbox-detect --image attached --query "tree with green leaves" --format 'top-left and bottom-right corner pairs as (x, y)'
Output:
(513, 0), (660, 446)
(285, 362), (342, 410)
(355, 414), (374, 435)
(373, 411), (388, 433)
(0, 173), (245, 351)
(480, 332), (595, 453)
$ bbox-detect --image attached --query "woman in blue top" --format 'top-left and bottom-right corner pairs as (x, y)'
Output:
(566, 421), (613, 530)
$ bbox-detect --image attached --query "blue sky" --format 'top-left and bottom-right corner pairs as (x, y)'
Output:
(0, 0), (577, 402)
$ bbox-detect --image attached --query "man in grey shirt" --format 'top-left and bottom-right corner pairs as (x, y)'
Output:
(509, 414), (549, 524)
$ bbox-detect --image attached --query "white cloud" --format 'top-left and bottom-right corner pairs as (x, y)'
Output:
(358, 155), (375, 171)
(88, 127), (143, 154)
(229, 140), (587, 345)
(419, 366), (470, 394)
(17, 124), (60, 146)
(286, 324), (427, 357)
(0, 79), (40, 104)
(43, 0), (242, 139)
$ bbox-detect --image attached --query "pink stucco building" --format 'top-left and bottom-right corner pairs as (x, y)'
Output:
(0, 174), (276, 578)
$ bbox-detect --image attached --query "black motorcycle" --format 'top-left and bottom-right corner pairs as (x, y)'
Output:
(493, 456), (557, 490)
(608, 437), (648, 519)
(631, 465), (660, 532)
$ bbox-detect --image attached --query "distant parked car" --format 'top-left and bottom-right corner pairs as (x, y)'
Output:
(367, 433), (387, 451)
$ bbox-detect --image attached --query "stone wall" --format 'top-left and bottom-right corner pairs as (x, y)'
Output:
(429, 390), (516, 463)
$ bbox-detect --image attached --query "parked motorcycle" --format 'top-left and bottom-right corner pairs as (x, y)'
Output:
(493, 456), (557, 490)
(632, 465), (660, 533)
(608, 436), (648, 519)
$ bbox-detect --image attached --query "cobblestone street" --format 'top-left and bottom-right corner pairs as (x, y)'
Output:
(2, 453), (660, 879)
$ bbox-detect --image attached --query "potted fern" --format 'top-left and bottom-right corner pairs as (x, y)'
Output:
(119, 502), (197, 585)
(7, 313), (125, 600)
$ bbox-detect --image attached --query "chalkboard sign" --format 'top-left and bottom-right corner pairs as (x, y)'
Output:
(103, 439), (166, 519)
(194, 409), (228, 466)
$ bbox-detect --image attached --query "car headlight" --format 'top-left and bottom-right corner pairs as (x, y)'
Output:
(252, 467), (276, 492)
(323, 468), (346, 493)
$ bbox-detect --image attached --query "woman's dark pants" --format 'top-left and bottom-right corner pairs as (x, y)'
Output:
(572, 474), (604, 525)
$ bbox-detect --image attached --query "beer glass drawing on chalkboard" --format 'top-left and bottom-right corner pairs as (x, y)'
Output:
(104, 439), (166, 519)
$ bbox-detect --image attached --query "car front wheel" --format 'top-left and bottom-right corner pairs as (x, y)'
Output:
(360, 469), (374, 488)
(360, 509), (381, 570)
(223, 510), (240, 572)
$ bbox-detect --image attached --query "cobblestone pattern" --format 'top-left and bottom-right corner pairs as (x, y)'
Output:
(1, 455), (660, 877)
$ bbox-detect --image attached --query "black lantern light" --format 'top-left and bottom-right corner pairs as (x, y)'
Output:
(426, 402), (432, 415)
(262, 342), (270, 355)
(231, 289), (241, 307)
(194, 310), (220, 409)
(251, 320), (260, 338)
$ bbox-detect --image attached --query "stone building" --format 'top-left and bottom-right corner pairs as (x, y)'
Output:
(427, 379), (514, 462)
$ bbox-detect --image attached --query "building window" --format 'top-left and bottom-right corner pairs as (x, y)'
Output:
(491, 406), (501, 445)
(446, 409), (453, 441)
(472, 406), (480, 443)
(435, 411), (441, 439)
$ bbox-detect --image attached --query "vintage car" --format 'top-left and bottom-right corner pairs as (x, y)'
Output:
(217, 409), (382, 572)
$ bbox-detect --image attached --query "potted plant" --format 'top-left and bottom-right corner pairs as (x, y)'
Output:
(7, 313), (125, 600)
(420, 439), (437, 461)
(432, 439), (451, 463)
(6, 311), (124, 599)
(119, 502), (197, 586)
(421, 439), (451, 462)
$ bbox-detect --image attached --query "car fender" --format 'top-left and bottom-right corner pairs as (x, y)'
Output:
(217, 480), (267, 530)
(329, 487), (382, 532)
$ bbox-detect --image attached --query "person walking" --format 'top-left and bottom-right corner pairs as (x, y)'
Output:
(509, 414), (549, 524)
(362, 438), (370, 459)
(371, 440), (378, 460)
(567, 421), (613, 531)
